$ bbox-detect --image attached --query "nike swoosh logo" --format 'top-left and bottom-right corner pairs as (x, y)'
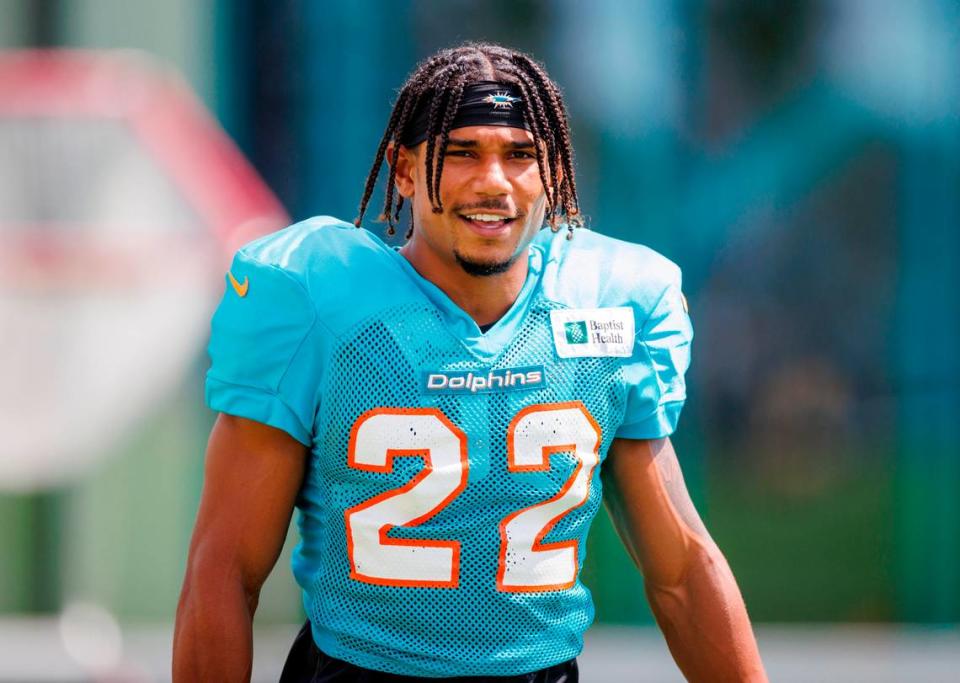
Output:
(227, 271), (249, 297)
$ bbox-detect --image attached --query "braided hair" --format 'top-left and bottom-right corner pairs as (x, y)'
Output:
(355, 42), (582, 240)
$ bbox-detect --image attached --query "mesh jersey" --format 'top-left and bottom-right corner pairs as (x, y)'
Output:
(205, 216), (692, 677)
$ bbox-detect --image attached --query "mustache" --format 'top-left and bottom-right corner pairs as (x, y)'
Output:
(451, 199), (525, 218)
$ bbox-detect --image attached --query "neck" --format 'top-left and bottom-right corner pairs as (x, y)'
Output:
(399, 241), (530, 329)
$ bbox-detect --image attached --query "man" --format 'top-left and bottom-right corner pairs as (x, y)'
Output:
(173, 43), (767, 682)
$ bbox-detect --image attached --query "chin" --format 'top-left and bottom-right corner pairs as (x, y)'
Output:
(454, 250), (518, 277)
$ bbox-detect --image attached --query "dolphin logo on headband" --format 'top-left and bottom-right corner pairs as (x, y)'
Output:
(483, 92), (521, 110)
(400, 81), (530, 146)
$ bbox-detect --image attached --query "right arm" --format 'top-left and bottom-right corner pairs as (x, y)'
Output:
(173, 413), (308, 682)
(602, 436), (767, 682)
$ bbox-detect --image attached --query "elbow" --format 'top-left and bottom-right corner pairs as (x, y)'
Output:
(643, 538), (742, 632)
(179, 542), (261, 620)
(643, 534), (721, 592)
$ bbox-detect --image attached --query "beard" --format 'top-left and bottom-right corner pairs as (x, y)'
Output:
(454, 249), (520, 277)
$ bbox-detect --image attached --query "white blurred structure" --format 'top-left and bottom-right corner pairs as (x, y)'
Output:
(0, 50), (287, 491)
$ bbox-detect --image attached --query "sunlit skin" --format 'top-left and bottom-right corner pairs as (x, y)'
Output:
(389, 125), (552, 329)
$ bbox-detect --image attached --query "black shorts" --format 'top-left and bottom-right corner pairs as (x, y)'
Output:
(279, 622), (579, 683)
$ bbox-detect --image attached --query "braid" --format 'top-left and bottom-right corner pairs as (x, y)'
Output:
(429, 78), (466, 216)
(510, 53), (581, 228)
(356, 43), (583, 240)
(379, 89), (421, 235)
(422, 63), (463, 210)
(355, 88), (408, 230)
(494, 62), (556, 223)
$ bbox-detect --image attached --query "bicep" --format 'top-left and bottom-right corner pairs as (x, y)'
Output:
(601, 437), (713, 587)
(186, 414), (308, 596)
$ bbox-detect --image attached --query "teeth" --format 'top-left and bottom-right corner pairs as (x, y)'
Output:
(464, 213), (510, 222)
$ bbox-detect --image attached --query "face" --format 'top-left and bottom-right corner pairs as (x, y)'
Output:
(393, 125), (550, 277)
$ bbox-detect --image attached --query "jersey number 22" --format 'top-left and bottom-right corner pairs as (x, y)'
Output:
(344, 402), (601, 592)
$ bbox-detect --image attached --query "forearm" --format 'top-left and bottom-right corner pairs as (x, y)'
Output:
(645, 540), (767, 683)
(172, 415), (305, 680)
(172, 568), (258, 682)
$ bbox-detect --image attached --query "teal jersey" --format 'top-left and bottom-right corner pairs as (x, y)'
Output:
(205, 216), (692, 677)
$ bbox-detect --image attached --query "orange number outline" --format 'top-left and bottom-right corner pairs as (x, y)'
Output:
(344, 407), (469, 588)
(497, 401), (602, 592)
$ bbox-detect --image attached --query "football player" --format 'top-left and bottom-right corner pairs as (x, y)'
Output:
(174, 43), (768, 682)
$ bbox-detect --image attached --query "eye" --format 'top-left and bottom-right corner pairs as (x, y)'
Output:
(510, 150), (536, 159)
(445, 150), (473, 158)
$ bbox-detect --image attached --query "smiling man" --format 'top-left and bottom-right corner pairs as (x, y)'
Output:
(173, 43), (768, 682)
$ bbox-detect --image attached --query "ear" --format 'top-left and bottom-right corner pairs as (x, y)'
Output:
(387, 141), (418, 199)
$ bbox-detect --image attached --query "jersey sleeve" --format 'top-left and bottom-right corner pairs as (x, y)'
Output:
(205, 250), (320, 446)
(615, 272), (693, 440)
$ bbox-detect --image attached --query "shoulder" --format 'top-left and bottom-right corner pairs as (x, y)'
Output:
(236, 215), (386, 285)
(228, 216), (412, 334)
(536, 227), (681, 318)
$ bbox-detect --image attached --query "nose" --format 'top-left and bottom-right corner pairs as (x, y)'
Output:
(473, 156), (512, 196)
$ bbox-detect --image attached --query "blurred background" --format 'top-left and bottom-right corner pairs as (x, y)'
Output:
(1, 0), (958, 681)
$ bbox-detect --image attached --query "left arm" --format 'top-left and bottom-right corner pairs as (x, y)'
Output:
(601, 436), (768, 683)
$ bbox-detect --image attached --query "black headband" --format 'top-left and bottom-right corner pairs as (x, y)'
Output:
(399, 81), (530, 147)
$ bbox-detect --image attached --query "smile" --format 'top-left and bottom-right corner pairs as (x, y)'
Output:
(458, 213), (517, 235)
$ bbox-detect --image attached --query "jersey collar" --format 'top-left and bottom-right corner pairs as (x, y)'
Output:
(381, 238), (545, 362)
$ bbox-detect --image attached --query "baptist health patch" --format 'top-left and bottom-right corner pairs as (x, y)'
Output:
(550, 307), (636, 358)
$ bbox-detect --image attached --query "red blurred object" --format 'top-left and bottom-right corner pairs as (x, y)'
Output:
(0, 49), (287, 251)
(0, 50), (288, 490)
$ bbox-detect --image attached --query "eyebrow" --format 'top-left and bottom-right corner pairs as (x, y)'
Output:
(446, 138), (536, 149)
